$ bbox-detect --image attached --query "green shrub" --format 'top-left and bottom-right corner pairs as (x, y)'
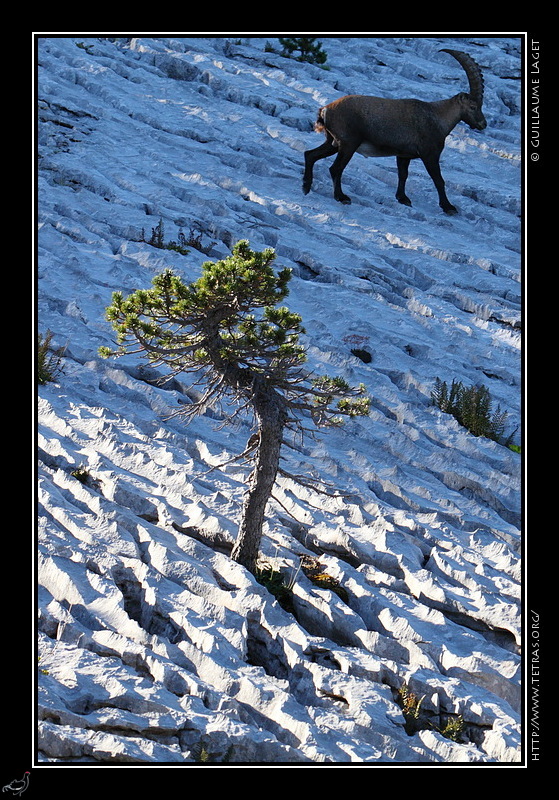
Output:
(191, 741), (234, 763)
(71, 466), (90, 484)
(140, 218), (216, 256)
(439, 714), (465, 742)
(397, 683), (425, 735)
(277, 38), (328, 66)
(38, 330), (66, 385)
(308, 572), (349, 603)
(431, 377), (512, 444)
(256, 565), (296, 613)
(141, 217), (189, 255)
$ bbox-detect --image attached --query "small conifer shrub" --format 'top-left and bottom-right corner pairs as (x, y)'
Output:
(278, 38), (328, 66)
(38, 330), (66, 385)
(140, 218), (189, 255)
(431, 377), (512, 444)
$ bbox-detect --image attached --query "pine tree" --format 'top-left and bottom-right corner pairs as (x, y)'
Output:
(100, 241), (369, 574)
(279, 37), (327, 65)
(431, 377), (509, 443)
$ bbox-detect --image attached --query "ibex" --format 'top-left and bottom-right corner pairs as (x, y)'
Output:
(302, 49), (486, 214)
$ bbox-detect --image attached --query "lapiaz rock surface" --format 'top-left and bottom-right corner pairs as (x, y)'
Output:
(37, 36), (522, 764)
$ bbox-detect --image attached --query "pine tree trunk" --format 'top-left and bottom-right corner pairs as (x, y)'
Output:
(231, 379), (287, 573)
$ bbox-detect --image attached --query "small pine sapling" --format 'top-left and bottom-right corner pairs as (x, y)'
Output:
(431, 377), (511, 444)
(279, 37), (327, 65)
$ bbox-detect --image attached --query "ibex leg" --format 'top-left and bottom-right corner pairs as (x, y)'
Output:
(396, 157), (412, 206)
(421, 153), (457, 214)
(329, 144), (358, 204)
(303, 138), (337, 195)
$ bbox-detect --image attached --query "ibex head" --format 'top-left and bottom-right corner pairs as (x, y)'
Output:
(441, 48), (487, 131)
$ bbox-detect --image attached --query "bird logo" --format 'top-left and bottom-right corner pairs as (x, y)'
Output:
(2, 773), (30, 797)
